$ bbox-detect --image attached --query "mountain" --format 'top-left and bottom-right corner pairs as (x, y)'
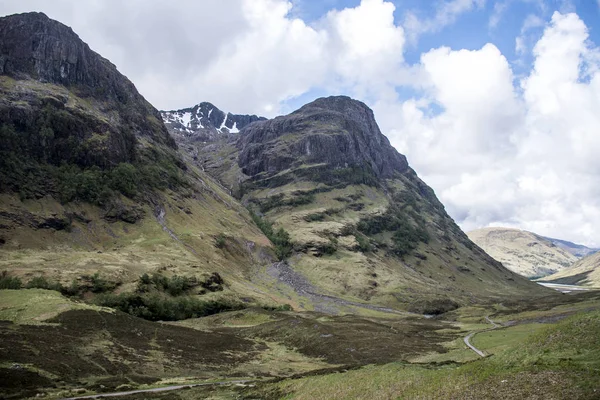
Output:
(540, 236), (599, 258)
(0, 12), (277, 307)
(467, 227), (578, 278)
(541, 251), (600, 287)
(163, 95), (550, 311)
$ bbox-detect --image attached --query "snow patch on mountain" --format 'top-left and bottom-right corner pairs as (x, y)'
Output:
(160, 102), (266, 137)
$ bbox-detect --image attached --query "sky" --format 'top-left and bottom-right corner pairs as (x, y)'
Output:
(1, 0), (600, 246)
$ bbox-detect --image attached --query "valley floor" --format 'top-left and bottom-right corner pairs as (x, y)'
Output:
(1, 289), (600, 400)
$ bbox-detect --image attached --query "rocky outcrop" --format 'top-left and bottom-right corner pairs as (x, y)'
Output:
(0, 12), (184, 205)
(0, 11), (175, 152)
(238, 96), (408, 179)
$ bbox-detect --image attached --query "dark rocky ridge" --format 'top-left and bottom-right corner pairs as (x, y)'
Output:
(238, 96), (408, 179)
(0, 12), (185, 205)
(0, 12), (175, 150)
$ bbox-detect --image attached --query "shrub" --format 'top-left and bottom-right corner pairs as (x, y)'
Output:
(262, 304), (293, 311)
(354, 233), (372, 253)
(249, 209), (293, 260)
(137, 273), (198, 296)
(25, 276), (64, 291)
(356, 196), (430, 258)
(108, 163), (139, 198)
(304, 212), (326, 222)
(317, 237), (338, 256)
(88, 272), (119, 293)
(214, 233), (227, 249)
(0, 271), (22, 289)
(257, 193), (315, 213)
(96, 292), (244, 321)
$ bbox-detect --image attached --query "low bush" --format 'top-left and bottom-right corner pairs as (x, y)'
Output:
(261, 304), (293, 311)
(249, 209), (293, 260)
(25, 276), (64, 292)
(137, 272), (224, 296)
(354, 233), (372, 253)
(316, 237), (338, 256)
(256, 193), (316, 213)
(214, 233), (227, 249)
(96, 292), (244, 321)
(0, 271), (22, 289)
(356, 195), (430, 258)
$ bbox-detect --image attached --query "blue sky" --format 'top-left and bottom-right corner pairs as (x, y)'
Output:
(282, 0), (600, 111)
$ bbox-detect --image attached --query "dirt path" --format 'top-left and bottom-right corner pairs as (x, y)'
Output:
(463, 316), (499, 357)
(60, 380), (255, 400)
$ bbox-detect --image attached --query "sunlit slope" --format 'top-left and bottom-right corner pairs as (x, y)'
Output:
(468, 227), (577, 278)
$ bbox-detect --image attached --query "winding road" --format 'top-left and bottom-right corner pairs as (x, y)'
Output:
(60, 380), (255, 400)
(463, 316), (500, 357)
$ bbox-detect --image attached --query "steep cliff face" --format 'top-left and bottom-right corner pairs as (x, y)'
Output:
(0, 12), (174, 149)
(0, 12), (181, 202)
(238, 96), (408, 179)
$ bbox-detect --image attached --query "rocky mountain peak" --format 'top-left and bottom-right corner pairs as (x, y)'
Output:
(161, 102), (266, 139)
(237, 95), (408, 181)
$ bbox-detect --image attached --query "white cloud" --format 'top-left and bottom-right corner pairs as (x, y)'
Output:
(377, 11), (600, 246)
(0, 0), (409, 115)
(404, 0), (485, 42)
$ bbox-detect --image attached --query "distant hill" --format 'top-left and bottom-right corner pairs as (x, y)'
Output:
(467, 227), (578, 278)
(540, 251), (600, 288)
(540, 236), (599, 258)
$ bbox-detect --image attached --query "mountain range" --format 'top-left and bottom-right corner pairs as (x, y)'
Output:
(0, 12), (550, 314)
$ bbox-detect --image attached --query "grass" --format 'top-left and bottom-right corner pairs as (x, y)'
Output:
(238, 310), (600, 399)
(472, 323), (547, 354)
(0, 288), (107, 324)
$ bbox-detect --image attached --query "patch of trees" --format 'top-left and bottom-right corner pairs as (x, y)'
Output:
(355, 192), (430, 257)
(96, 292), (244, 321)
(249, 209), (293, 260)
(0, 271), (119, 295)
(254, 192), (315, 213)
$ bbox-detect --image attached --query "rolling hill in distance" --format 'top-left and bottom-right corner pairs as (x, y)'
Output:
(467, 227), (582, 278)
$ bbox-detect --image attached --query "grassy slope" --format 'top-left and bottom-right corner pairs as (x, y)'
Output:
(542, 251), (600, 288)
(250, 179), (547, 311)
(0, 165), (284, 307)
(238, 309), (600, 400)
